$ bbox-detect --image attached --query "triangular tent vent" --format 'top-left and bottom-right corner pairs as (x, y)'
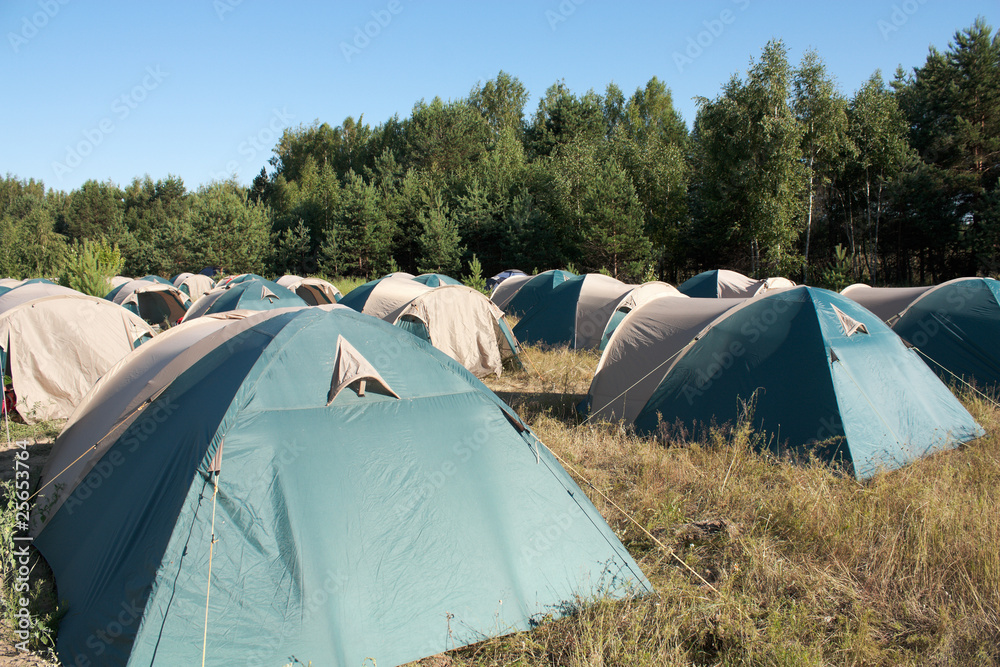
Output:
(261, 285), (279, 303)
(832, 305), (868, 337)
(327, 335), (400, 404)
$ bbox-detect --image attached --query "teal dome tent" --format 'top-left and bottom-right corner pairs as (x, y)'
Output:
(591, 286), (981, 479)
(183, 277), (307, 320)
(892, 277), (1000, 390)
(34, 307), (648, 665)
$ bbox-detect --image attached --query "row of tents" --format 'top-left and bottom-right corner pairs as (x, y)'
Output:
(4, 267), (997, 664)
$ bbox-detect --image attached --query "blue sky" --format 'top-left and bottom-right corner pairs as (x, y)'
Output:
(2, 0), (996, 192)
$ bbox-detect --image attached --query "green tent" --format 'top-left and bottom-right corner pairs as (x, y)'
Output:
(891, 277), (1000, 390)
(626, 287), (982, 478)
(513, 274), (632, 350)
(413, 273), (462, 287)
(183, 277), (307, 320)
(499, 269), (576, 316)
(35, 307), (648, 665)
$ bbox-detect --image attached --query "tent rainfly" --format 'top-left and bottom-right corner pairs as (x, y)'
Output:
(678, 269), (794, 298)
(840, 283), (937, 323)
(33, 306), (649, 666)
(106, 277), (191, 326)
(0, 282), (153, 422)
(512, 274), (634, 350)
(891, 277), (1000, 390)
(412, 273), (463, 287)
(276, 275), (343, 305)
(340, 277), (520, 377)
(172, 272), (216, 300)
(183, 278), (307, 320)
(598, 282), (688, 350)
(492, 269), (576, 316)
(588, 286), (982, 479)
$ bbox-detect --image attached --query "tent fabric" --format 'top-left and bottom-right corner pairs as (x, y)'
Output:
(513, 274), (633, 350)
(412, 273), (463, 287)
(841, 283), (937, 323)
(587, 296), (746, 424)
(34, 306), (649, 666)
(489, 273), (533, 310)
(342, 277), (519, 377)
(598, 282), (688, 350)
(891, 277), (1000, 389)
(183, 278), (308, 320)
(487, 269), (527, 291)
(497, 269), (576, 316)
(0, 288), (153, 423)
(678, 270), (794, 299)
(173, 272), (216, 300)
(109, 275), (131, 288)
(108, 278), (192, 325)
(628, 287), (982, 479)
(276, 275), (343, 305)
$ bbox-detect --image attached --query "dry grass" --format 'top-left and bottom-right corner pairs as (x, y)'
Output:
(432, 345), (1000, 666)
(5, 346), (1000, 665)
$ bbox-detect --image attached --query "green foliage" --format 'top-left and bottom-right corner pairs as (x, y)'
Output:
(58, 238), (124, 297)
(0, 480), (62, 654)
(463, 253), (488, 294)
(3, 22), (998, 287)
(190, 181), (271, 275)
(417, 191), (463, 275)
(818, 244), (854, 291)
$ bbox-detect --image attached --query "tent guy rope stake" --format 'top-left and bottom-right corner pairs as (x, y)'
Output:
(201, 471), (220, 667)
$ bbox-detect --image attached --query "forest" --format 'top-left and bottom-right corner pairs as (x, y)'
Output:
(2, 20), (997, 289)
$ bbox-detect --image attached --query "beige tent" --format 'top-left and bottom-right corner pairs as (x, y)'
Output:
(841, 283), (936, 323)
(109, 276), (132, 289)
(0, 283), (154, 423)
(597, 282), (688, 349)
(111, 278), (191, 326)
(172, 272), (216, 300)
(343, 278), (519, 377)
(0, 278), (24, 288)
(586, 296), (745, 424)
(276, 275), (342, 305)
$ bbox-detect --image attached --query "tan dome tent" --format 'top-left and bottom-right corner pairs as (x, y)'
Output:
(841, 283), (936, 323)
(599, 281), (688, 350)
(276, 275), (342, 305)
(0, 283), (153, 422)
(108, 278), (191, 326)
(586, 295), (746, 424)
(109, 275), (132, 289)
(172, 272), (215, 300)
(340, 277), (520, 377)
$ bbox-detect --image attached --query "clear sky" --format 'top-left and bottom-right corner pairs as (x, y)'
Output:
(2, 0), (996, 192)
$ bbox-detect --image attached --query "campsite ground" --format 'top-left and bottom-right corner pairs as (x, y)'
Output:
(2, 346), (999, 665)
